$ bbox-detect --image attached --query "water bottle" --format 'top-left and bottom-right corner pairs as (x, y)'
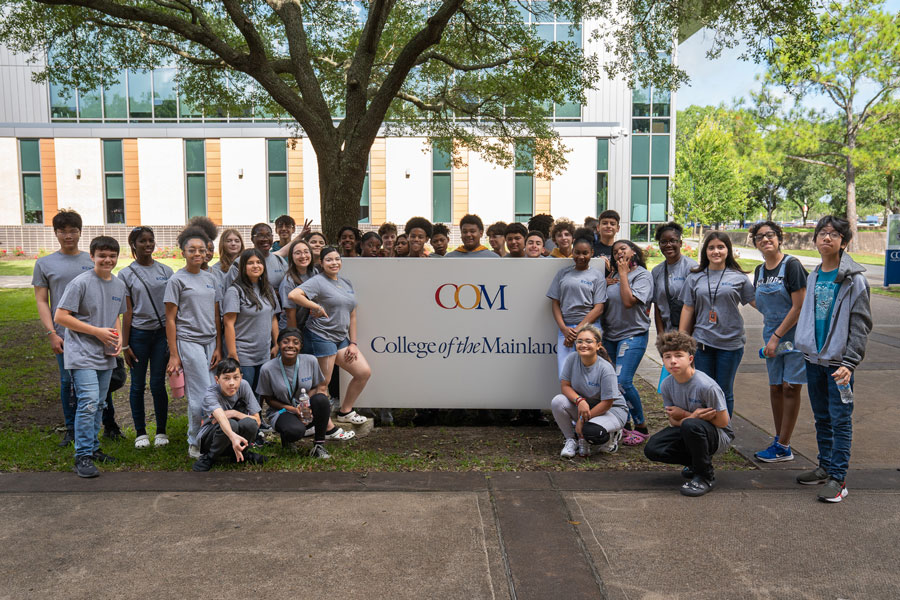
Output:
(577, 437), (590, 457)
(758, 340), (794, 359)
(298, 388), (313, 425)
(837, 382), (853, 404)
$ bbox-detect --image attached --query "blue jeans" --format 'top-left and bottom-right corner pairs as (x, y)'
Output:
(71, 368), (113, 457)
(239, 364), (262, 394)
(603, 333), (649, 425)
(128, 327), (169, 435)
(805, 362), (854, 481)
(56, 353), (76, 430)
(694, 344), (744, 416)
(556, 323), (578, 378)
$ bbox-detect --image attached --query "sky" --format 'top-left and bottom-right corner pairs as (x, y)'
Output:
(675, 0), (900, 112)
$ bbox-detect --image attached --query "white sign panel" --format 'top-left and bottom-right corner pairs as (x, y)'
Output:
(338, 257), (603, 409)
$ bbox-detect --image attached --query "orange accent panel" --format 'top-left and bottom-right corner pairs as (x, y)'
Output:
(287, 139), (304, 222)
(123, 139), (142, 226)
(205, 139), (222, 224)
(452, 147), (469, 223)
(370, 138), (387, 224)
(535, 175), (551, 215)
(40, 139), (58, 224)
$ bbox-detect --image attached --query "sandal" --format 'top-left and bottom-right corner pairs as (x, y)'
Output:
(335, 410), (368, 425)
(134, 434), (150, 449)
(325, 427), (356, 441)
(622, 429), (649, 446)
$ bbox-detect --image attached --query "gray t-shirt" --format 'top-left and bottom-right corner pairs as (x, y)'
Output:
(278, 270), (315, 330)
(163, 268), (222, 344)
(680, 268), (755, 350)
(223, 285), (278, 366)
(546, 265), (608, 325)
(57, 270), (128, 370)
(560, 352), (629, 424)
(299, 275), (357, 343)
(603, 267), (653, 341)
(119, 261), (174, 330)
(444, 248), (499, 258)
(660, 369), (734, 453)
(227, 252), (287, 291)
(197, 379), (261, 442)
(256, 355), (324, 426)
(31, 251), (95, 337)
(651, 256), (699, 331)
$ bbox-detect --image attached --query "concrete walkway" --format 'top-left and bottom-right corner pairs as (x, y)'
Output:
(0, 275), (32, 288)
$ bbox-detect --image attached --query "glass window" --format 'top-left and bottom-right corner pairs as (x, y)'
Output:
(632, 119), (650, 134)
(650, 178), (668, 221)
(652, 88), (671, 117)
(597, 172), (608, 214)
(185, 140), (206, 218)
(78, 88), (102, 119)
(128, 70), (152, 120)
(630, 223), (649, 242)
(555, 101), (581, 119)
(514, 140), (534, 222)
(359, 156), (370, 224)
(20, 139), (41, 172)
(267, 139), (288, 222)
(557, 23), (582, 48)
(651, 120), (670, 133)
(631, 135), (650, 175)
(267, 139), (287, 172)
(103, 76), (127, 120)
(152, 68), (177, 119)
(432, 143), (452, 223)
(632, 87), (650, 117)
(597, 138), (609, 171)
(49, 82), (76, 119)
(20, 139), (42, 224)
(179, 94), (202, 120)
(185, 140), (205, 173)
(631, 177), (648, 222)
(103, 140), (125, 224)
(103, 139), (123, 172)
(651, 135), (670, 175)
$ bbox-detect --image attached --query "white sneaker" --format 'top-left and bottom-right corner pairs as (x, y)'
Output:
(134, 434), (151, 449)
(325, 427), (356, 441)
(601, 430), (622, 454)
(560, 439), (578, 458)
(188, 444), (201, 459)
(335, 411), (368, 425)
(153, 434), (169, 447)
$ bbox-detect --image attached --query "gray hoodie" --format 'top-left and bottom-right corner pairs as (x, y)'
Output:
(795, 252), (872, 371)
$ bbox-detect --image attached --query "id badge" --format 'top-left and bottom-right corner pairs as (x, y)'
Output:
(708, 309), (718, 324)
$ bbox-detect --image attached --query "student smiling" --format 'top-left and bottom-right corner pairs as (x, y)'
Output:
(445, 214), (499, 257)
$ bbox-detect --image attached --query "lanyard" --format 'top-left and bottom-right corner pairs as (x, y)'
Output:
(278, 359), (299, 404)
(706, 267), (725, 310)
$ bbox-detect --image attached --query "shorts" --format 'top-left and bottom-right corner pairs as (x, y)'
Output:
(302, 328), (350, 358)
(765, 351), (807, 386)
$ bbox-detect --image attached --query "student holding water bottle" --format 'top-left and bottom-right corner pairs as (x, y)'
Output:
(794, 216), (872, 503)
(749, 221), (808, 463)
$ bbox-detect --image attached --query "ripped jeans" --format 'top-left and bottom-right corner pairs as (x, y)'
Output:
(70, 368), (113, 458)
(602, 332), (648, 426)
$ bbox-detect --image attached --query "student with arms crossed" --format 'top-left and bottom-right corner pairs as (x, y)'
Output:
(191, 358), (267, 471)
(644, 331), (734, 497)
(793, 216), (872, 503)
(54, 236), (128, 478)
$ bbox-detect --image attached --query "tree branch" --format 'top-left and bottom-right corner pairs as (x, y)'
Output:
(86, 17), (227, 67)
(787, 155), (842, 171)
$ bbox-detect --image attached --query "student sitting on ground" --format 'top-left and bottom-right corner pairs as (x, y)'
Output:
(644, 331), (734, 497)
(192, 358), (267, 471)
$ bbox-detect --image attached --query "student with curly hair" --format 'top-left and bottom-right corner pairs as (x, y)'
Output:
(430, 223), (451, 257)
(378, 222), (398, 255)
(405, 217), (434, 258)
(549, 218), (576, 258)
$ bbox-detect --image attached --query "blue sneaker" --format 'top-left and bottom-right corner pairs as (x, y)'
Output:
(755, 441), (794, 463)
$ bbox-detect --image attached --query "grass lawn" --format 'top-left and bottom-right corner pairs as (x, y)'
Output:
(873, 287), (900, 299)
(0, 256), (186, 277)
(782, 248), (885, 266)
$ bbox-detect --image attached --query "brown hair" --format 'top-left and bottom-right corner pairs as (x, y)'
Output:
(655, 330), (697, 357)
(574, 324), (614, 366)
(217, 228), (244, 272)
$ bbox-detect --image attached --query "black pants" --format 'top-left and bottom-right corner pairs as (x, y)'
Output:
(582, 422), (610, 445)
(644, 418), (720, 479)
(200, 417), (259, 461)
(273, 393), (330, 445)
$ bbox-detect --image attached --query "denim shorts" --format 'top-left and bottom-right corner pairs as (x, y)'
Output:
(302, 329), (349, 358)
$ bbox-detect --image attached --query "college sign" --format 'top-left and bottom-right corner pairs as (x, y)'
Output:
(885, 214), (900, 287)
(339, 257), (605, 408)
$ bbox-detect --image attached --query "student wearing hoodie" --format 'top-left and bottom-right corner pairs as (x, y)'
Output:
(793, 216), (873, 503)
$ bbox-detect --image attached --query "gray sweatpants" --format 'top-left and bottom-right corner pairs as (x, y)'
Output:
(177, 338), (215, 446)
(550, 394), (626, 440)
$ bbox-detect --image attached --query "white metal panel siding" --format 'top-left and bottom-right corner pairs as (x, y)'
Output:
(54, 138), (103, 225)
(0, 137), (23, 225)
(137, 138), (186, 225)
(385, 137), (431, 224)
(220, 138), (266, 224)
(0, 47), (50, 124)
(550, 137), (597, 222)
(301, 138), (321, 223)
(468, 141), (514, 227)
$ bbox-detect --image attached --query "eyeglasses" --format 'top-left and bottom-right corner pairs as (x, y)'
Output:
(753, 232), (778, 242)
(658, 239), (681, 246)
(574, 339), (597, 346)
(817, 230), (843, 240)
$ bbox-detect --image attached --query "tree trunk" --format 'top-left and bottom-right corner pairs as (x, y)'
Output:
(887, 173), (897, 214)
(315, 146), (370, 244)
(845, 141), (859, 251)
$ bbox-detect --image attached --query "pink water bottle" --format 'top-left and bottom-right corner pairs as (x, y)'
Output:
(168, 369), (185, 399)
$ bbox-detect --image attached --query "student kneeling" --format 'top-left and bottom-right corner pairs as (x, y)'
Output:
(192, 358), (267, 472)
(644, 331), (734, 497)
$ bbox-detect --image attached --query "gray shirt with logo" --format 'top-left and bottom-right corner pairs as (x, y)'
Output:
(680, 268), (755, 350)
(603, 266), (654, 341)
(546, 265), (608, 325)
(31, 251), (95, 337)
(223, 285), (278, 366)
(119, 261), (174, 330)
(57, 270), (128, 370)
(651, 256), (698, 330)
(660, 370), (734, 453)
(278, 271), (315, 330)
(256, 355), (324, 426)
(197, 379), (261, 442)
(227, 252), (288, 291)
(299, 275), (357, 343)
(164, 268), (222, 344)
(560, 352), (629, 422)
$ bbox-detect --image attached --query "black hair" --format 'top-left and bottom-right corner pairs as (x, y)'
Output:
(814, 215), (852, 245)
(274, 215), (296, 229)
(692, 231), (747, 273)
(128, 226), (155, 256)
(338, 225), (361, 241)
(748, 221), (784, 244)
(89, 235), (120, 255)
(177, 226), (210, 250)
(527, 214), (554, 237)
(572, 236), (594, 252)
(505, 222), (528, 238)
(361, 231), (382, 245)
(232, 248), (277, 311)
(526, 230), (545, 242)
(599, 210), (621, 224)
(188, 216), (218, 242)
(459, 213), (485, 231)
(278, 327), (303, 344)
(304, 231), (327, 245)
(573, 226), (595, 246)
(432, 223), (450, 238)
(320, 245), (341, 263)
(285, 239), (315, 285)
(405, 216), (433, 239)
(487, 221), (508, 237)
(215, 357), (241, 376)
(612, 239), (648, 269)
(654, 221), (684, 242)
(250, 222), (273, 238)
(52, 209), (82, 232)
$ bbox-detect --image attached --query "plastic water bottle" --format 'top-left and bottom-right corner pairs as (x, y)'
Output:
(298, 388), (313, 425)
(837, 382), (853, 404)
(577, 437), (590, 457)
(758, 340), (794, 359)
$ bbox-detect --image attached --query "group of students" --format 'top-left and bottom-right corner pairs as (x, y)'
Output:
(33, 208), (871, 502)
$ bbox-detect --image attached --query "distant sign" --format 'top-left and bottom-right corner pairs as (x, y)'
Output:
(885, 214), (900, 286)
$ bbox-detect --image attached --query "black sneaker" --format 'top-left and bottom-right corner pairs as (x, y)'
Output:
(58, 429), (75, 447)
(92, 450), (117, 464)
(192, 454), (214, 472)
(243, 451), (267, 465)
(309, 444), (331, 459)
(103, 425), (124, 440)
(680, 475), (716, 497)
(74, 455), (99, 478)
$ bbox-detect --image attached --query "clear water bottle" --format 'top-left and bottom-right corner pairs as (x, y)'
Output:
(577, 437), (590, 457)
(837, 382), (853, 404)
(298, 388), (313, 425)
(758, 340), (794, 359)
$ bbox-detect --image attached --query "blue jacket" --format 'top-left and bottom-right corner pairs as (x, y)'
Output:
(795, 252), (872, 371)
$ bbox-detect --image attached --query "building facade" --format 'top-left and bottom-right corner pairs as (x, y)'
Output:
(0, 16), (675, 251)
